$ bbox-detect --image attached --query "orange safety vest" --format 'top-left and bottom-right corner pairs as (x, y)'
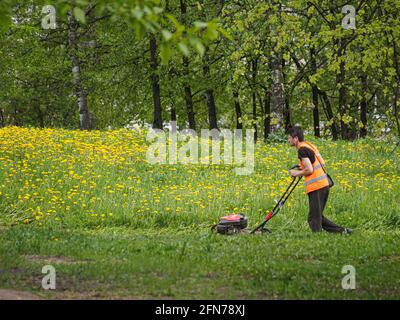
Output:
(297, 141), (329, 194)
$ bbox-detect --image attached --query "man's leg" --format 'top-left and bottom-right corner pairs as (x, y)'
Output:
(319, 187), (346, 233)
(307, 188), (324, 232)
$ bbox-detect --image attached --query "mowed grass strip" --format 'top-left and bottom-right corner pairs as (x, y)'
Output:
(0, 226), (399, 299)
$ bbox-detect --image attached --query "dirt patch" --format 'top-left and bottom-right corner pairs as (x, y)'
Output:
(51, 290), (163, 300)
(0, 289), (42, 300)
(25, 255), (94, 265)
(0, 267), (23, 275)
(378, 255), (400, 262)
(0, 288), (129, 300)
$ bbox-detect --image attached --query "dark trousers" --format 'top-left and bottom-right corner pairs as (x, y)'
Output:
(308, 187), (344, 233)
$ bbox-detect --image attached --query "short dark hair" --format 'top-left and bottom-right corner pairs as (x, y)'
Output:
(288, 126), (304, 142)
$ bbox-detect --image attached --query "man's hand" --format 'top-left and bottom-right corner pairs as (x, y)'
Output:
(289, 169), (300, 177)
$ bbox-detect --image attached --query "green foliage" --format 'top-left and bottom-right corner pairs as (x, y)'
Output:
(266, 127), (288, 143)
(0, 0), (399, 138)
(73, 7), (86, 23)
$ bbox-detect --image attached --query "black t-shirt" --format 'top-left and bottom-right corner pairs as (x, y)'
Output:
(298, 147), (316, 164)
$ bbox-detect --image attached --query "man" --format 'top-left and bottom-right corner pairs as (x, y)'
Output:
(287, 126), (352, 234)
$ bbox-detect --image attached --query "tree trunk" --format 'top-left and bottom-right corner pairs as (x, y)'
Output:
(252, 91), (258, 142)
(337, 39), (348, 139)
(35, 103), (45, 128)
(205, 88), (218, 130)
(180, 0), (196, 130)
(310, 47), (320, 137)
(251, 59), (258, 142)
(150, 34), (163, 129)
(170, 105), (176, 123)
(67, 11), (92, 130)
(319, 90), (339, 140)
(203, 48), (218, 130)
(284, 96), (291, 132)
(233, 91), (242, 130)
(264, 90), (271, 141)
(281, 58), (291, 132)
(312, 86), (320, 137)
(0, 109), (4, 127)
(12, 99), (20, 126)
(184, 83), (195, 130)
(271, 46), (284, 129)
(360, 73), (368, 138)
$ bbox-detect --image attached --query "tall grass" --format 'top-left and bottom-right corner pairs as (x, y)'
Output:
(0, 126), (399, 232)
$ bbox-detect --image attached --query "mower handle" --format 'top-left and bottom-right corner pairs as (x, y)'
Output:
(251, 175), (302, 234)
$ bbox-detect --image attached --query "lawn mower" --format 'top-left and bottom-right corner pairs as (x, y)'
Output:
(212, 165), (302, 235)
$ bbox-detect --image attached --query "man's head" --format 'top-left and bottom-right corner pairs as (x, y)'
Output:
(288, 126), (304, 147)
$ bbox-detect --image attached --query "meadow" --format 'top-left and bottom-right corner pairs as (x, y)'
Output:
(0, 126), (399, 299)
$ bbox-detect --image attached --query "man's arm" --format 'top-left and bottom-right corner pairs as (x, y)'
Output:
(289, 158), (314, 177)
(318, 155), (326, 167)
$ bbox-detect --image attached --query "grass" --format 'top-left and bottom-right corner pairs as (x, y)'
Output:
(1, 226), (399, 299)
(0, 126), (399, 299)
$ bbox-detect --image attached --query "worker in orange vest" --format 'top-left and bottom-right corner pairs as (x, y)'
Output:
(288, 126), (353, 234)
